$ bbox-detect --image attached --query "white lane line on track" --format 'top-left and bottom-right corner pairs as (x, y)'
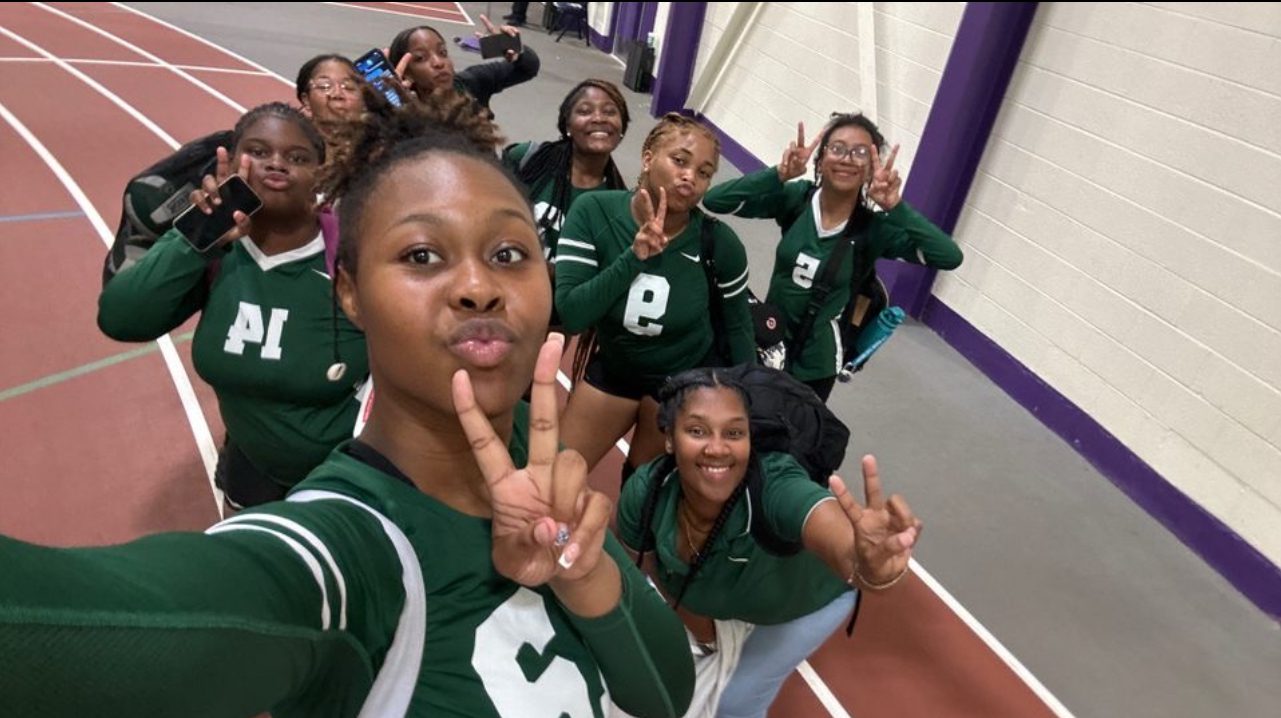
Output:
(111, 2), (293, 84)
(0, 94), (222, 516)
(797, 660), (853, 718)
(0, 56), (275, 76)
(322, 2), (473, 26)
(36, 2), (247, 114)
(911, 560), (1076, 717)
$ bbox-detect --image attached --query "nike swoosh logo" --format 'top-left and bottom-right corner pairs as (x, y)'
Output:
(311, 269), (332, 281)
(680, 252), (701, 263)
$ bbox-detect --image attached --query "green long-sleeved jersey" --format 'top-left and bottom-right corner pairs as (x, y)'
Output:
(501, 141), (616, 257)
(98, 229), (368, 484)
(703, 168), (962, 380)
(555, 191), (756, 379)
(0, 413), (694, 717)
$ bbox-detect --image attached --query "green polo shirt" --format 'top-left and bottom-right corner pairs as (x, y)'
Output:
(617, 452), (851, 625)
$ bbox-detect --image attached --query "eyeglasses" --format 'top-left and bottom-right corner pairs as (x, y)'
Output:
(309, 79), (359, 96)
(825, 142), (872, 163)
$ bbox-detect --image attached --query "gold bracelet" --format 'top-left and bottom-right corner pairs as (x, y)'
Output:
(849, 562), (910, 592)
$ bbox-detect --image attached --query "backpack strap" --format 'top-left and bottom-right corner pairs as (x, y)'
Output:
(787, 191), (883, 369)
(634, 455), (676, 569)
(744, 453), (804, 557)
(517, 140), (544, 173)
(786, 229), (855, 367)
(697, 215), (732, 365)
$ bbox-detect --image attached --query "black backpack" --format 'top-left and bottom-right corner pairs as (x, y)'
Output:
(634, 363), (851, 560)
(102, 130), (234, 285)
(705, 186), (892, 376)
(697, 215), (786, 364)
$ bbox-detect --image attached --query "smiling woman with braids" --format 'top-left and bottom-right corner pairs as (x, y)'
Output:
(502, 79), (630, 259)
(616, 367), (921, 718)
(4, 100), (693, 718)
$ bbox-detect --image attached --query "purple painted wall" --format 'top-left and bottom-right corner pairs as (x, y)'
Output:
(651, 2), (706, 116)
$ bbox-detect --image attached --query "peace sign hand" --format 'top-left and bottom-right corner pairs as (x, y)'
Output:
(867, 144), (902, 210)
(186, 146), (253, 248)
(630, 187), (669, 260)
(452, 333), (614, 587)
(829, 455), (920, 589)
(778, 122), (822, 182)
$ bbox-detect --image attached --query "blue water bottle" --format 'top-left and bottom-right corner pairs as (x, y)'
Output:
(837, 306), (906, 382)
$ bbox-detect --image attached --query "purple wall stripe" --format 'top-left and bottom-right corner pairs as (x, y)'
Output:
(885, 2), (1039, 317)
(613, 2), (644, 50)
(922, 299), (1281, 619)
(651, 2), (707, 116)
(590, 25), (613, 53)
(699, 115), (766, 176)
(640, 2), (657, 44)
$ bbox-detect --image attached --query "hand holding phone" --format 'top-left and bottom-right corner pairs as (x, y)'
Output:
(354, 47), (404, 107)
(479, 32), (522, 59)
(174, 149), (262, 253)
(477, 14), (523, 60)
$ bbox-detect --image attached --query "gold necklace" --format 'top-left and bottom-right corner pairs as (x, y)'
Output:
(679, 502), (711, 562)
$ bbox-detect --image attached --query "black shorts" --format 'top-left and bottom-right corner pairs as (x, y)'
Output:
(214, 437), (289, 509)
(582, 354), (669, 402)
(582, 345), (728, 402)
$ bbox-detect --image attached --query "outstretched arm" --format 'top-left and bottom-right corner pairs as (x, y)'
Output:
(802, 455), (920, 591)
(0, 499), (400, 717)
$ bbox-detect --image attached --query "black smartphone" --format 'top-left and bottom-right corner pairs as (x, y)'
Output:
(173, 175), (263, 253)
(354, 47), (403, 108)
(479, 32), (522, 60)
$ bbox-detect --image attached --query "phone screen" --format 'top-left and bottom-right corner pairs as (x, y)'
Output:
(354, 48), (404, 108)
(479, 33), (522, 60)
(173, 175), (263, 253)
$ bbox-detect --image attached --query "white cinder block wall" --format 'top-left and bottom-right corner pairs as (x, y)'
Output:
(933, 2), (1281, 563)
(692, 2), (963, 198)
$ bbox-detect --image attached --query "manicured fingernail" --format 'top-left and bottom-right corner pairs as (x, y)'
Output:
(558, 543), (580, 569)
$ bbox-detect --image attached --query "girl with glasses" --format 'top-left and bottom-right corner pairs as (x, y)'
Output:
(703, 113), (962, 401)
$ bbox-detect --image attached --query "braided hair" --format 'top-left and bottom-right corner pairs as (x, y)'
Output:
(638, 368), (754, 609)
(515, 79), (630, 238)
(571, 113), (717, 383)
